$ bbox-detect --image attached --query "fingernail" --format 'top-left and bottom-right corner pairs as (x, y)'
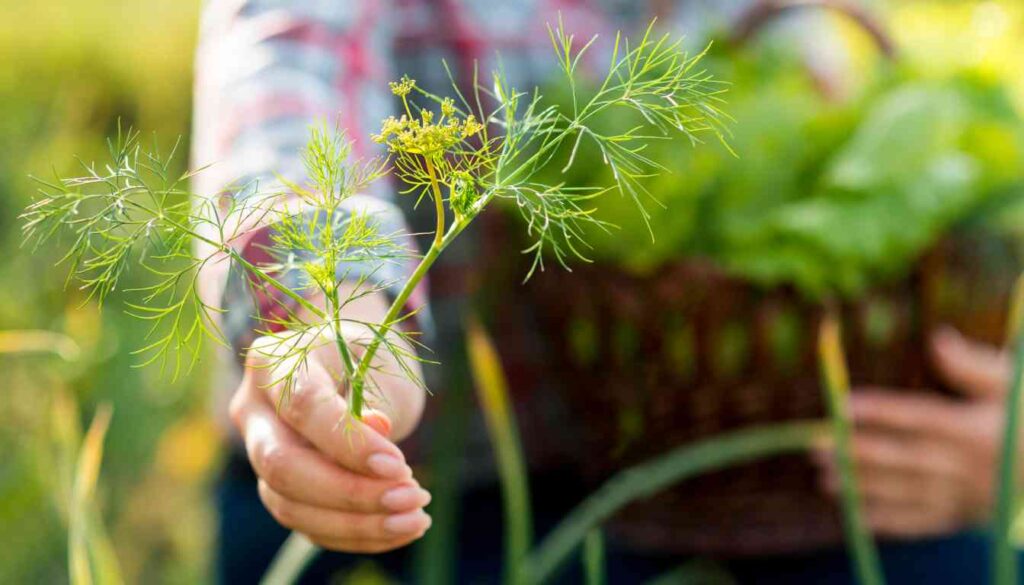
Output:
(363, 408), (393, 438)
(384, 510), (430, 535)
(381, 486), (431, 511)
(367, 453), (409, 479)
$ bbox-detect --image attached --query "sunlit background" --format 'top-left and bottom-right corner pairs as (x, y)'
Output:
(0, 0), (1021, 582)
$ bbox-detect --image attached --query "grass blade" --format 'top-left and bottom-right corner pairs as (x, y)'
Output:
(524, 421), (828, 584)
(644, 559), (737, 585)
(582, 529), (606, 585)
(993, 274), (1024, 585)
(69, 404), (123, 585)
(819, 313), (884, 585)
(261, 533), (319, 585)
(0, 329), (80, 360)
(466, 317), (533, 585)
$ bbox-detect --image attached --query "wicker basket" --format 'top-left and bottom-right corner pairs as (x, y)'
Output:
(479, 215), (1020, 555)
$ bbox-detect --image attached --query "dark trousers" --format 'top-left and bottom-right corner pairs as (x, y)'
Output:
(216, 456), (1008, 584)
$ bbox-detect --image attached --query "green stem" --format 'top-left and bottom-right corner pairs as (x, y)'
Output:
(466, 318), (533, 585)
(582, 530), (605, 585)
(260, 533), (318, 585)
(349, 219), (466, 417)
(327, 286), (358, 391)
(232, 253), (325, 318)
(994, 333), (1024, 585)
(425, 157), (446, 248)
(819, 317), (885, 585)
(157, 213), (325, 319)
(523, 421), (829, 584)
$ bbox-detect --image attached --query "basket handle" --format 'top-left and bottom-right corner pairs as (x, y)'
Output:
(730, 0), (897, 61)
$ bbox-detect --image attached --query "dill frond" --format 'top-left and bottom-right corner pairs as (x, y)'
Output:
(23, 18), (728, 418)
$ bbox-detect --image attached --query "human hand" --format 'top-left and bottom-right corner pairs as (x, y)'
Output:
(229, 323), (431, 553)
(813, 326), (1013, 538)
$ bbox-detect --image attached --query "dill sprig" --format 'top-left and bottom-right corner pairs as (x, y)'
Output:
(21, 18), (728, 421)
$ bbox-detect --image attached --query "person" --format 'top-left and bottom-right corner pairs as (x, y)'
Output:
(191, 0), (1018, 582)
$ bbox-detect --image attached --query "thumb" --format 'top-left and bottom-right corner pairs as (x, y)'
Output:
(361, 408), (394, 438)
(930, 326), (1010, 401)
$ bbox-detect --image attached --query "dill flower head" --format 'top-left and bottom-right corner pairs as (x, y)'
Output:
(440, 97), (456, 118)
(372, 107), (482, 158)
(388, 75), (416, 97)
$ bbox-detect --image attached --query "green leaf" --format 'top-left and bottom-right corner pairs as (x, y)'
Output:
(69, 404), (124, 585)
(466, 317), (532, 585)
(525, 421), (829, 584)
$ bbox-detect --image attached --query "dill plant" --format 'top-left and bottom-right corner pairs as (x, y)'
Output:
(22, 19), (727, 425)
(22, 20), (727, 584)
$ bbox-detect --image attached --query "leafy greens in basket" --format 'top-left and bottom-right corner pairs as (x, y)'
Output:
(547, 46), (1024, 298)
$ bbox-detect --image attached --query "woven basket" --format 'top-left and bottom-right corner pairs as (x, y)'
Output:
(478, 212), (1019, 554)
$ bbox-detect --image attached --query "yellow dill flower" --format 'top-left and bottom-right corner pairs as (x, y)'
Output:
(373, 107), (480, 158)
(441, 97), (456, 118)
(388, 75), (416, 98)
(461, 114), (483, 138)
(371, 115), (405, 144)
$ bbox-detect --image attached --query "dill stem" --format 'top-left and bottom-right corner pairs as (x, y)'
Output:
(348, 218), (465, 418)
(327, 286), (359, 395)
(232, 254), (325, 318)
(156, 213), (326, 319)
(425, 157), (445, 247)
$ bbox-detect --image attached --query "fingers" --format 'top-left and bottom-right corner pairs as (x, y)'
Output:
(815, 443), (969, 538)
(241, 406), (429, 513)
(245, 341), (410, 480)
(813, 396), (975, 539)
(309, 534), (425, 554)
(818, 452), (962, 508)
(930, 326), (1010, 401)
(866, 504), (963, 539)
(850, 432), (964, 479)
(258, 480), (432, 544)
(849, 389), (964, 441)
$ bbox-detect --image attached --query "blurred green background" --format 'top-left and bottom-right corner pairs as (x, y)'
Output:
(0, 1), (1021, 583)
(0, 1), (211, 583)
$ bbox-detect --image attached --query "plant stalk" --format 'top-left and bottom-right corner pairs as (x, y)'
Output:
(260, 533), (318, 585)
(994, 334), (1024, 585)
(425, 157), (445, 248)
(156, 212), (326, 320)
(466, 318), (533, 585)
(348, 217), (465, 417)
(993, 274), (1024, 585)
(819, 315), (884, 585)
(327, 286), (359, 392)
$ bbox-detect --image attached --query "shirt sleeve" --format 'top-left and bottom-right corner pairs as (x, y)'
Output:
(190, 0), (428, 358)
